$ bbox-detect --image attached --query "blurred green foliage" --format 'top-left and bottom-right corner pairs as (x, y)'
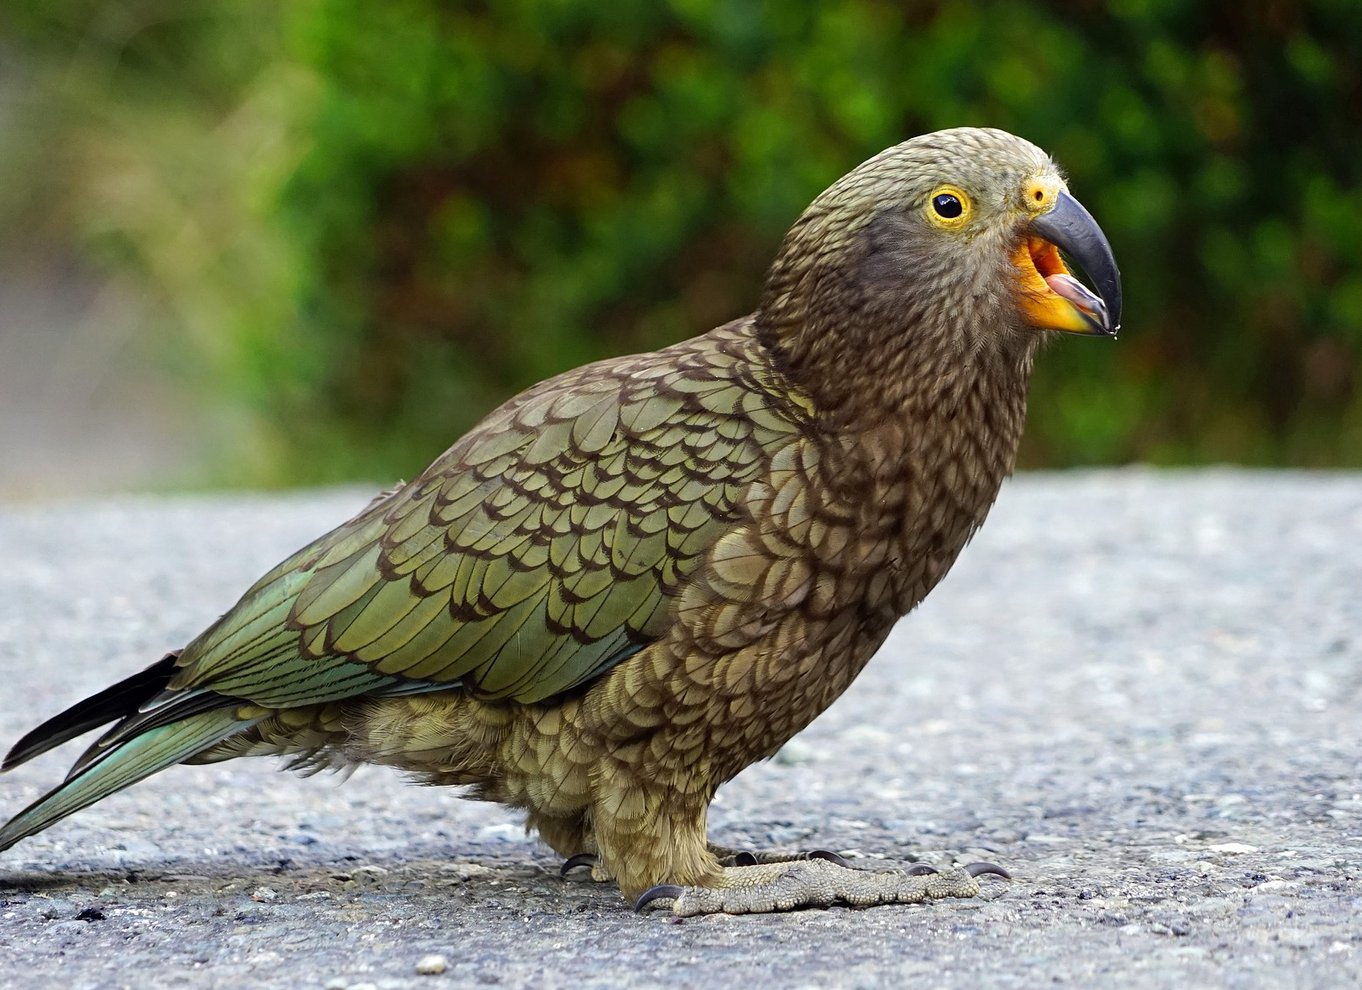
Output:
(5, 0), (1361, 483)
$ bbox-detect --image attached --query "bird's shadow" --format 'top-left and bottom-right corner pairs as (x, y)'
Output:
(0, 840), (606, 903)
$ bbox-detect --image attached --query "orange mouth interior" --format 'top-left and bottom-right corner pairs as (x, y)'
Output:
(1014, 236), (1094, 333)
(1027, 236), (1067, 281)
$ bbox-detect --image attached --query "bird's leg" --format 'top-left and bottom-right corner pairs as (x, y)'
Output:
(589, 780), (725, 901)
(637, 858), (1010, 917)
(589, 778), (1007, 916)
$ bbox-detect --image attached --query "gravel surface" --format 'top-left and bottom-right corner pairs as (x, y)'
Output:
(0, 470), (1358, 989)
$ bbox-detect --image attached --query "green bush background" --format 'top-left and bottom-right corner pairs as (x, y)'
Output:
(6, 0), (1361, 484)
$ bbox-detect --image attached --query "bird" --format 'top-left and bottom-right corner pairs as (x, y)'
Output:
(0, 127), (1120, 916)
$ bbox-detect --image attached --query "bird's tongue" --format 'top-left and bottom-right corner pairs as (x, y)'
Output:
(1045, 272), (1108, 325)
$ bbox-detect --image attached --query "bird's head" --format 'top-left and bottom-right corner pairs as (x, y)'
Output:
(758, 127), (1121, 388)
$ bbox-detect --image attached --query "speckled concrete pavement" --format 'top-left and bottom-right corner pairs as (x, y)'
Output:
(0, 471), (1358, 989)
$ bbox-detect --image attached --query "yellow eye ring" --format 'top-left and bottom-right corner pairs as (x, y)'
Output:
(928, 185), (972, 227)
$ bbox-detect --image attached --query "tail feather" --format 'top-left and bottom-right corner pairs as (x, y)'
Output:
(2, 653), (180, 771)
(0, 709), (257, 852)
(64, 689), (236, 782)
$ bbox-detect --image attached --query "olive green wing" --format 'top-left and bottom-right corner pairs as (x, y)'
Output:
(171, 333), (809, 707)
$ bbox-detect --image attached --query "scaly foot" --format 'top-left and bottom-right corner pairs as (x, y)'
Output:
(636, 859), (1009, 916)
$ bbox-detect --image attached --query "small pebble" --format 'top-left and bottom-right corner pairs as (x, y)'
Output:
(416, 954), (448, 975)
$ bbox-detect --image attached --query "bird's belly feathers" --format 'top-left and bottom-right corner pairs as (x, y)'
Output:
(337, 603), (897, 814)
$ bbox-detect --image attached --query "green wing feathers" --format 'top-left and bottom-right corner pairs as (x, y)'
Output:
(171, 330), (809, 707)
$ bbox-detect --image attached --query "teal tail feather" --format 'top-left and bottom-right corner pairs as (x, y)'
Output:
(0, 710), (256, 853)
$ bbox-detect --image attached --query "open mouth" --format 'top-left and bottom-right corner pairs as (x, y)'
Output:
(1015, 235), (1111, 335)
(1028, 235), (1066, 283)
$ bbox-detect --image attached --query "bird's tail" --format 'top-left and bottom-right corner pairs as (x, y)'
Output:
(0, 652), (260, 853)
(0, 708), (255, 852)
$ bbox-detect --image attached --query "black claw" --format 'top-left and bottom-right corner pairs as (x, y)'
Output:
(807, 849), (850, 868)
(734, 851), (758, 866)
(905, 863), (940, 876)
(560, 853), (598, 876)
(965, 861), (1012, 880)
(635, 884), (685, 911)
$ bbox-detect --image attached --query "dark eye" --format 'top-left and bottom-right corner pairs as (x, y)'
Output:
(932, 193), (963, 219)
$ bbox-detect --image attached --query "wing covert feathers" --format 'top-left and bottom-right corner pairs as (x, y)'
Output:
(165, 324), (811, 707)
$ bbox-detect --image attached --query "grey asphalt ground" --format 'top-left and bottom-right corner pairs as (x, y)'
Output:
(0, 470), (1358, 989)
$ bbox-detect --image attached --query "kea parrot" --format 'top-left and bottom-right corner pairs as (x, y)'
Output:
(0, 127), (1120, 916)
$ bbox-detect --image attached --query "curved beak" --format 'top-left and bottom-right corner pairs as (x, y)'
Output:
(1019, 191), (1122, 336)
